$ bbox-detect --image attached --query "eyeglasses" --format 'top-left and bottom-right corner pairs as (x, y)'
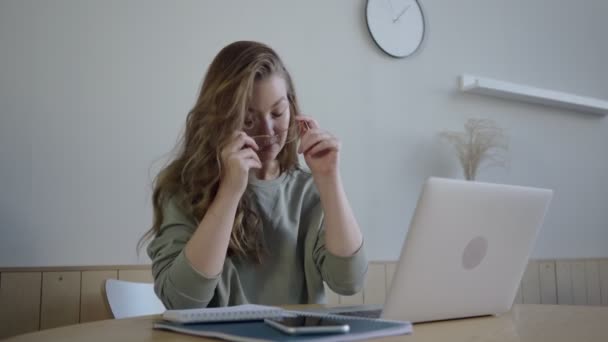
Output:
(249, 120), (310, 146)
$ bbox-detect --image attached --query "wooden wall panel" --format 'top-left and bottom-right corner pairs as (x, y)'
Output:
(600, 260), (608, 306)
(585, 260), (601, 306)
(0, 258), (607, 337)
(0, 272), (42, 339)
(556, 261), (573, 305)
(364, 264), (386, 305)
(571, 261), (588, 305)
(40, 272), (81, 329)
(385, 262), (397, 293)
(539, 261), (557, 304)
(80, 270), (117, 322)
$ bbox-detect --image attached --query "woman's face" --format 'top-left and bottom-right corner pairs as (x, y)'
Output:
(244, 75), (291, 163)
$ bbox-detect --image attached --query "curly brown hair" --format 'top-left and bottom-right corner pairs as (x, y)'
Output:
(138, 41), (302, 263)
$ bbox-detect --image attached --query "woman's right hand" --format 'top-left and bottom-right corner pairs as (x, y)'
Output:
(219, 131), (262, 197)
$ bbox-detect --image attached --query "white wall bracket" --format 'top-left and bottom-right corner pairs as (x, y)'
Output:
(459, 74), (608, 116)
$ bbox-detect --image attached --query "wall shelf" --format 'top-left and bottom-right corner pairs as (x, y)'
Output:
(459, 74), (608, 116)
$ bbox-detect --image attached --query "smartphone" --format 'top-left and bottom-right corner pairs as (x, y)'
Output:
(264, 315), (350, 335)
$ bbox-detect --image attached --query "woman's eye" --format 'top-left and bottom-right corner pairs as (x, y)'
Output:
(272, 111), (284, 118)
(243, 118), (254, 129)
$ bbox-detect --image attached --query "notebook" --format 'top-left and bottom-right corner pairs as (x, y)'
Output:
(162, 304), (284, 324)
(154, 310), (412, 342)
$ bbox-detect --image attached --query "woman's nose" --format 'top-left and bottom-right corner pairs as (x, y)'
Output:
(259, 118), (273, 135)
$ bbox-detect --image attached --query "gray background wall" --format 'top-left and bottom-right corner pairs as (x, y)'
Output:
(1, 0), (607, 267)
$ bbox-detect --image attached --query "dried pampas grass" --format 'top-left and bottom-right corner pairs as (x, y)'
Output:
(440, 118), (509, 181)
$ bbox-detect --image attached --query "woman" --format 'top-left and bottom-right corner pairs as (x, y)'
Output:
(141, 41), (367, 309)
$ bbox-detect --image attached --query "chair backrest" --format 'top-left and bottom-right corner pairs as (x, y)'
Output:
(104, 279), (165, 319)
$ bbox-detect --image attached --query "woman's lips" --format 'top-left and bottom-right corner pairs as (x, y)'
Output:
(255, 135), (279, 150)
(259, 144), (273, 151)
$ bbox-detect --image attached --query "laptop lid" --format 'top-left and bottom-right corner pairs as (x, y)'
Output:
(382, 177), (553, 323)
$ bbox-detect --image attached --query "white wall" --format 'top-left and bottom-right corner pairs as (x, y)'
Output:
(1, 0), (607, 267)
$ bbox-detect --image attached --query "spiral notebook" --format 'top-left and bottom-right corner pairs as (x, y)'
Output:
(162, 304), (285, 324)
(154, 310), (412, 342)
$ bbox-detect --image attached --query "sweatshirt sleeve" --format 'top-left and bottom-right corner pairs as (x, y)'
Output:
(146, 197), (220, 309)
(310, 204), (368, 296)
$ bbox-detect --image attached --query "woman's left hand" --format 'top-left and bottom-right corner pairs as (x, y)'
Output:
(296, 116), (341, 179)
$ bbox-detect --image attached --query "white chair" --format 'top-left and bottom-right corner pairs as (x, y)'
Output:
(104, 279), (166, 319)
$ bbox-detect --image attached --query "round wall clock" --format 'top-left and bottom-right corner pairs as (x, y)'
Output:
(366, 0), (426, 58)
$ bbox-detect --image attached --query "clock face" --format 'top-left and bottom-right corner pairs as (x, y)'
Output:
(366, 0), (425, 58)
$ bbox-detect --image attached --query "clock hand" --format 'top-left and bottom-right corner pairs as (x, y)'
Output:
(393, 4), (411, 23)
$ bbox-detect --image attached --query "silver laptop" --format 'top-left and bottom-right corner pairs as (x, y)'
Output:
(324, 177), (553, 323)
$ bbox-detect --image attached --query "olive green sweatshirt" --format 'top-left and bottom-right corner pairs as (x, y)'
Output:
(147, 168), (368, 309)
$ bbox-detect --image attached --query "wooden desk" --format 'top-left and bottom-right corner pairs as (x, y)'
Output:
(5, 304), (608, 342)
